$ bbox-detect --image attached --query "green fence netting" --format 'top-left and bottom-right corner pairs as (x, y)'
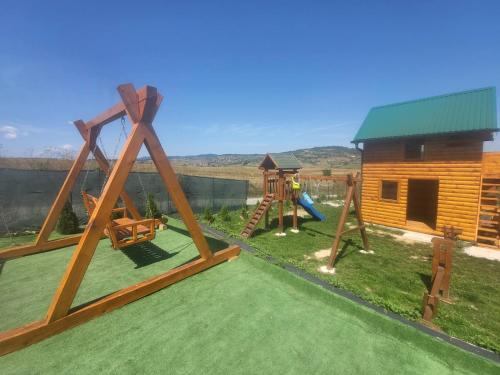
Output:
(0, 168), (248, 232)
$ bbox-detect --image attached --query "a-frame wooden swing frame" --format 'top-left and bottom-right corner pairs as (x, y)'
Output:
(0, 83), (240, 356)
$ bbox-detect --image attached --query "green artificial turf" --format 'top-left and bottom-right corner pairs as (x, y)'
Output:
(206, 203), (500, 354)
(0, 218), (499, 374)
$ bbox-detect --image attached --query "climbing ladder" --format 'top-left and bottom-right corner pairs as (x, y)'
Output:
(476, 177), (500, 248)
(241, 193), (274, 238)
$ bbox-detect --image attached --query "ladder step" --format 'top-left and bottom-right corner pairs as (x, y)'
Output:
(479, 219), (499, 225)
(480, 205), (499, 210)
(478, 227), (498, 233)
(480, 212), (500, 218)
(482, 190), (500, 195)
(477, 235), (498, 241)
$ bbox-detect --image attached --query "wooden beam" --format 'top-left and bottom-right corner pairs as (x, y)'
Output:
(299, 175), (362, 183)
(340, 225), (366, 236)
(46, 124), (147, 322)
(74, 121), (142, 220)
(117, 84), (140, 123)
(143, 125), (213, 260)
(85, 102), (127, 130)
(0, 235), (82, 260)
(0, 245), (240, 356)
(35, 142), (92, 245)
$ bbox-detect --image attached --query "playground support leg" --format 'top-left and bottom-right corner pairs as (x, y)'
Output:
(293, 198), (298, 230)
(278, 199), (284, 233)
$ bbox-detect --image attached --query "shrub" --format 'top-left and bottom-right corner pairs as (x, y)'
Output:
(145, 193), (161, 219)
(240, 205), (249, 219)
(57, 200), (80, 234)
(219, 205), (231, 222)
(322, 169), (332, 176)
(203, 207), (215, 223)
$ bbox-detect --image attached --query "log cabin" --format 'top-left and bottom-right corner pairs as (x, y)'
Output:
(353, 87), (500, 248)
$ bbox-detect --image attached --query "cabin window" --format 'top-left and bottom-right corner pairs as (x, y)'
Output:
(404, 140), (424, 160)
(380, 181), (398, 202)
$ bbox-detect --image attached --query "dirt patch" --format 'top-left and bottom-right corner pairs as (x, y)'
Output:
(314, 249), (331, 259)
(286, 208), (309, 218)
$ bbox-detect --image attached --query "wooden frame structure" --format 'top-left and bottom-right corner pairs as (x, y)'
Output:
(325, 173), (370, 270)
(0, 83), (240, 356)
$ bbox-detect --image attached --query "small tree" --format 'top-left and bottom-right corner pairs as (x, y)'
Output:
(219, 205), (231, 222)
(145, 193), (161, 219)
(57, 200), (80, 234)
(240, 205), (249, 219)
(203, 207), (215, 223)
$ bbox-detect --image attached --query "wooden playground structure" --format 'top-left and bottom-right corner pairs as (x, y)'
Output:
(241, 153), (369, 269)
(0, 83), (240, 356)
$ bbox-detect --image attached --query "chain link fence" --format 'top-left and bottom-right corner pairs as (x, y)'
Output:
(0, 168), (248, 232)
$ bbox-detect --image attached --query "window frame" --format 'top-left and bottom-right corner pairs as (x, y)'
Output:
(379, 180), (400, 203)
(404, 139), (425, 161)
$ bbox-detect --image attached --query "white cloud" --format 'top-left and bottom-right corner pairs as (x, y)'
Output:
(0, 125), (18, 139)
(61, 144), (74, 151)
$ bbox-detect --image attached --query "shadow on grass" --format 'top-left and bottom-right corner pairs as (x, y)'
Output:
(166, 223), (231, 253)
(122, 242), (180, 269)
(418, 272), (432, 291)
(332, 238), (363, 266)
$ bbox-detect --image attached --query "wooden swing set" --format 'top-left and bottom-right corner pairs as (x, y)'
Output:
(0, 83), (240, 356)
(241, 153), (369, 270)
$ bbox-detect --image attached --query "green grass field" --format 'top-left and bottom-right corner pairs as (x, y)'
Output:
(206, 203), (500, 354)
(0, 218), (499, 374)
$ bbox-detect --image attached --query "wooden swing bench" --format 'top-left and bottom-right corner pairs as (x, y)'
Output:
(81, 192), (157, 249)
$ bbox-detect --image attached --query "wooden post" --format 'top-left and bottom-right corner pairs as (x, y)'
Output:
(292, 194), (298, 230)
(264, 171), (269, 229)
(278, 171), (284, 234)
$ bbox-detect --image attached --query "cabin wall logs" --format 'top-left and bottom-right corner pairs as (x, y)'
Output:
(361, 138), (484, 241)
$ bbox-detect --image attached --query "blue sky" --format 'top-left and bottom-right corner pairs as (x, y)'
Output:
(1, 0), (499, 157)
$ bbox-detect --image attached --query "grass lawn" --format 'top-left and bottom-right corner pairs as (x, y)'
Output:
(205, 203), (500, 354)
(0, 218), (499, 374)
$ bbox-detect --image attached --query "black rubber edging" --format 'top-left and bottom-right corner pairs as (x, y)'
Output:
(200, 224), (500, 364)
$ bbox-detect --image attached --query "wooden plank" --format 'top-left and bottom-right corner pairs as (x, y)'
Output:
(0, 235), (82, 260)
(143, 125), (213, 260)
(46, 124), (147, 322)
(85, 102), (127, 130)
(0, 245), (240, 356)
(35, 139), (92, 245)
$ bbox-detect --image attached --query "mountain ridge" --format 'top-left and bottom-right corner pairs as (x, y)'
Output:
(140, 145), (360, 168)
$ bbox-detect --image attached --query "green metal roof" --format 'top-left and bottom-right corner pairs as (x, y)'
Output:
(259, 153), (302, 170)
(353, 87), (498, 143)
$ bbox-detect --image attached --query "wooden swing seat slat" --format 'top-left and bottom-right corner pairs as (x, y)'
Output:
(81, 191), (156, 249)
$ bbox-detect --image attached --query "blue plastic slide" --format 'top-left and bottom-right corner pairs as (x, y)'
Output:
(297, 195), (326, 221)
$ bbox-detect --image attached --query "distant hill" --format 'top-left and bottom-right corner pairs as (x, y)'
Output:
(139, 146), (360, 169)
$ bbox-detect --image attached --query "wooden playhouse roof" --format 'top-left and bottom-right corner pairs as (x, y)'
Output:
(353, 87), (498, 143)
(259, 153), (302, 170)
